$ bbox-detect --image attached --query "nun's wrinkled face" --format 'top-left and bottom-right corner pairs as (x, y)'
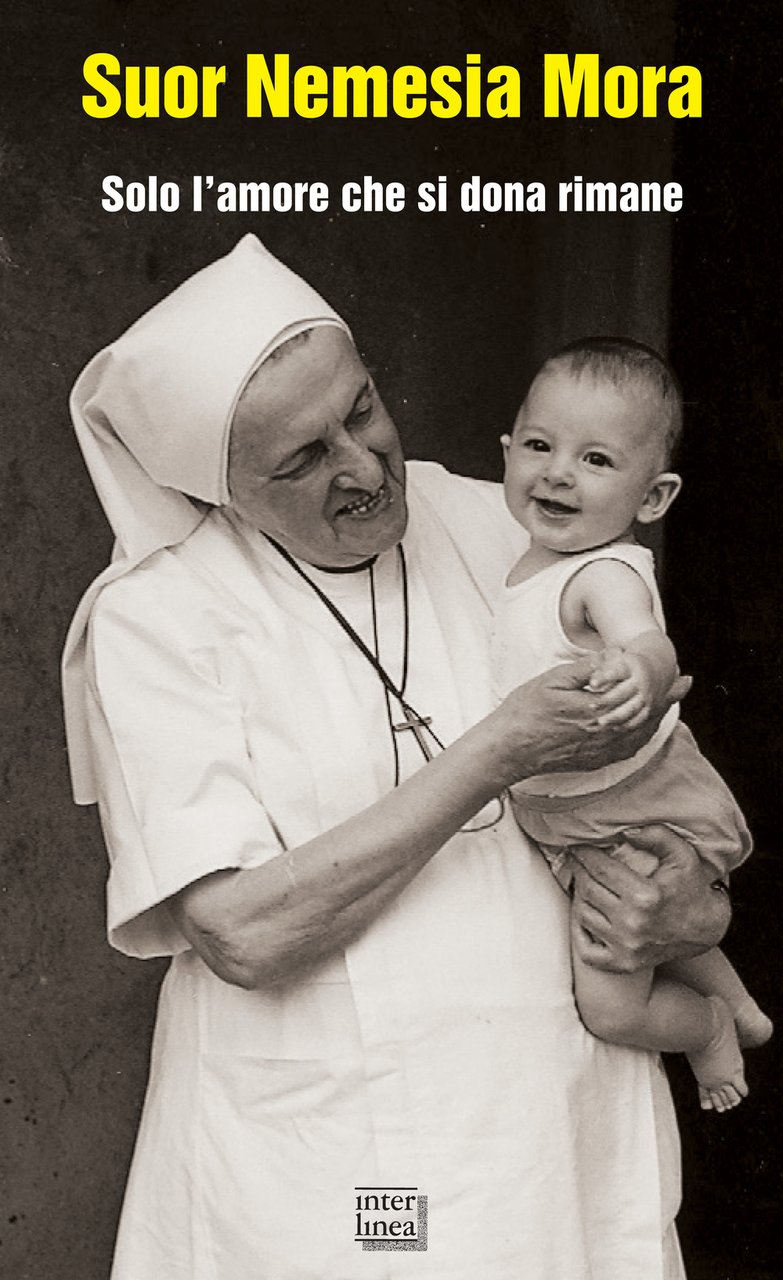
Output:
(227, 327), (408, 568)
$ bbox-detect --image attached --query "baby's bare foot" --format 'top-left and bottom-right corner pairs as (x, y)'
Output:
(688, 996), (748, 1112)
(733, 998), (774, 1049)
(698, 1081), (745, 1113)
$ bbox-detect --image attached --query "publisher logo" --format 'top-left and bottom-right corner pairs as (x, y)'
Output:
(354, 1187), (428, 1252)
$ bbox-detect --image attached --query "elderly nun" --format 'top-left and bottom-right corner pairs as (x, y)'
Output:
(63, 235), (725, 1279)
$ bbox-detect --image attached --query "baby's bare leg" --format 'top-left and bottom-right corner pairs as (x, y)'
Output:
(572, 932), (747, 1112)
(661, 949), (773, 1048)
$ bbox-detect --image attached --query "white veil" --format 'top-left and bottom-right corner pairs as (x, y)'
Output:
(62, 234), (350, 803)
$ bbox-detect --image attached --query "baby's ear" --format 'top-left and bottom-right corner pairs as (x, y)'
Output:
(636, 472), (682, 525)
(500, 433), (512, 457)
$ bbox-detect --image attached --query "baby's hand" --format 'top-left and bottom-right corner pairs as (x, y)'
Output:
(585, 647), (632, 692)
(585, 647), (657, 729)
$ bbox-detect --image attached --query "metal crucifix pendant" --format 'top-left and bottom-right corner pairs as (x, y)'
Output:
(392, 704), (434, 762)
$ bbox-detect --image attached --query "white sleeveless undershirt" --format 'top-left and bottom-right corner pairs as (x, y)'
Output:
(491, 542), (680, 799)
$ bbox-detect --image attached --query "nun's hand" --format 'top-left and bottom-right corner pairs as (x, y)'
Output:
(569, 826), (731, 973)
(492, 660), (690, 786)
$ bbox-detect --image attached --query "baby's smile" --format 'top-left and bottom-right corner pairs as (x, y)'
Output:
(533, 495), (581, 517)
(503, 367), (680, 556)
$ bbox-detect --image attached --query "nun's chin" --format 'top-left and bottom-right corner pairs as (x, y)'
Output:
(328, 481), (408, 565)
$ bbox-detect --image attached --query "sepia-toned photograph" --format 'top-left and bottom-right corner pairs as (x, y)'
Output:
(1, 2), (780, 1277)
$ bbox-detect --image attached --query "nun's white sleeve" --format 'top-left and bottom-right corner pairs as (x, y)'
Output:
(85, 566), (282, 961)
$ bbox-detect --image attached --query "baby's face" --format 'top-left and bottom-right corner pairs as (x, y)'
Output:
(502, 369), (668, 554)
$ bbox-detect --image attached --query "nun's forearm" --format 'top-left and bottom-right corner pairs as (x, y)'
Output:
(169, 656), (687, 990)
(170, 710), (509, 990)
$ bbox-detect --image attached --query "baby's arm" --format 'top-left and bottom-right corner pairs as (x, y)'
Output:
(561, 558), (678, 729)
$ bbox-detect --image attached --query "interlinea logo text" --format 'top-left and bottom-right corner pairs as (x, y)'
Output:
(354, 1187), (428, 1252)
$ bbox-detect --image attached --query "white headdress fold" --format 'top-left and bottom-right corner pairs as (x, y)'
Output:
(63, 234), (350, 802)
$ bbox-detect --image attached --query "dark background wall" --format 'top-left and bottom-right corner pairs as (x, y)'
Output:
(663, 3), (782, 1274)
(0, 2), (780, 1277)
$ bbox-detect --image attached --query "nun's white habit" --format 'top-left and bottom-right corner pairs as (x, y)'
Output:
(63, 236), (684, 1279)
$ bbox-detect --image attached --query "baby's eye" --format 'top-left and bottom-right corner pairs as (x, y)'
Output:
(522, 437), (550, 452)
(584, 451), (613, 468)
